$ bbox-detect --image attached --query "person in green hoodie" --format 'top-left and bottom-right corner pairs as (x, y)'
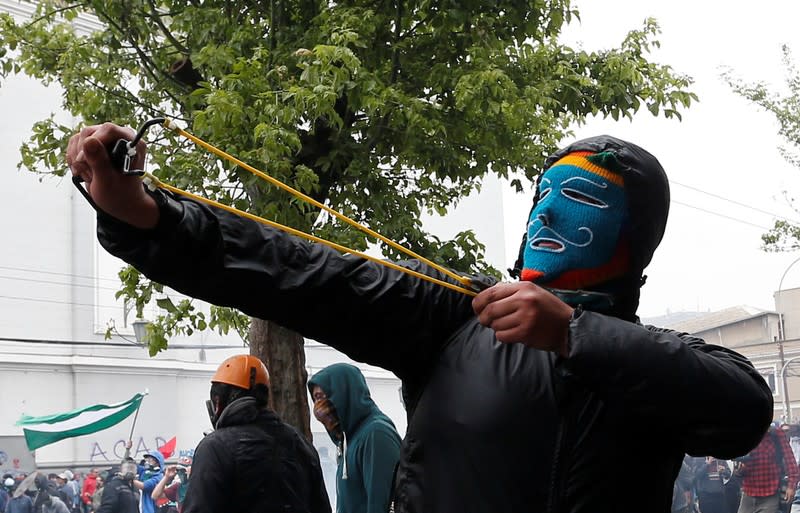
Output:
(309, 363), (401, 513)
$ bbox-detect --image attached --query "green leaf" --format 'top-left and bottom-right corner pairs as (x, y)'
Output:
(156, 297), (178, 313)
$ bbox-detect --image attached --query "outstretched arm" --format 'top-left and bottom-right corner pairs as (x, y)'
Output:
(69, 123), (476, 378)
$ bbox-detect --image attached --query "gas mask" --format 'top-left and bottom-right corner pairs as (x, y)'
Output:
(206, 398), (218, 428)
(144, 455), (160, 472)
(119, 461), (137, 481)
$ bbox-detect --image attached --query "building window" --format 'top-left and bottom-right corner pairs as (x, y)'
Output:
(757, 366), (778, 396)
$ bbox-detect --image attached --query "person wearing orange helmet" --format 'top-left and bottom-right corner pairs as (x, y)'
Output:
(180, 355), (330, 513)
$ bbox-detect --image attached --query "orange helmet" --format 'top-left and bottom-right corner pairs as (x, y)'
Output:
(212, 355), (270, 390)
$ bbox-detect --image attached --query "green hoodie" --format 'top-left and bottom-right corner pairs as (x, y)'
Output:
(309, 363), (401, 513)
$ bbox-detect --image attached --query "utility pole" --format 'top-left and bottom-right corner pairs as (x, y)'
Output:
(777, 255), (800, 423)
(779, 336), (789, 422)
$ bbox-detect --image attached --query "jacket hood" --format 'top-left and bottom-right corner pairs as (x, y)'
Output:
(215, 396), (270, 429)
(308, 363), (391, 439)
(511, 135), (670, 318)
(143, 448), (165, 469)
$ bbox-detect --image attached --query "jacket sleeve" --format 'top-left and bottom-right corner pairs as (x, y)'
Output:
(558, 310), (773, 458)
(358, 427), (401, 513)
(96, 191), (476, 379)
(181, 435), (232, 513)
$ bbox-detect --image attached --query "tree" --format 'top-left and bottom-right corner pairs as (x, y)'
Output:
(0, 0), (696, 437)
(724, 45), (800, 252)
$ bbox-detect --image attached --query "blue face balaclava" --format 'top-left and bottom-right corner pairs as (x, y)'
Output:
(522, 151), (629, 290)
(511, 135), (671, 320)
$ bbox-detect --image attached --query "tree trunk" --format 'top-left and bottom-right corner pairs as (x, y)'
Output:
(249, 317), (312, 441)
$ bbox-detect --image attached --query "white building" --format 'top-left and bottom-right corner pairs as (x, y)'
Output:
(0, 0), (507, 487)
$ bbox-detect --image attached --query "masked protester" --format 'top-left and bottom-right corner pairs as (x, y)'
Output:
(31, 473), (50, 512)
(121, 441), (165, 513)
(96, 459), (139, 513)
(179, 355), (330, 513)
(69, 124), (774, 513)
(309, 364), (401, 513)
(137, 451), (165, 513)
(40, 482), (71, 513)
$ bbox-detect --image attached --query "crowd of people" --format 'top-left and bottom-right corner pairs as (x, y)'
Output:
(0, 453), (191, 513)
(0, 469), (93, 513)
(673, 423), (800, 513)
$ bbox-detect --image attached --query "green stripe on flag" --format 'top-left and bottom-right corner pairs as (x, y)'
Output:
(17, 393), (145, 451)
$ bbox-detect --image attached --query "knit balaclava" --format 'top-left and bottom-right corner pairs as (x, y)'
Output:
(511, 135), (671, 320)
(522, 150), (629, 290)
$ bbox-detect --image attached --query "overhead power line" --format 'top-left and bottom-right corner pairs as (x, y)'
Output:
(0, 264), (122, 284)
(671, 200), (773, 230)
(0, 294), (122, 311)
(0, 274), (123, 292)
(0, 335), (239, 349)
(671, 180), (800, 224)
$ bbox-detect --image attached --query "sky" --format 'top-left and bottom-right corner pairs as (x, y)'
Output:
(501, 0), (800, 319)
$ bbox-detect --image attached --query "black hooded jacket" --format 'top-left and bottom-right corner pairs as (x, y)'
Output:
(181, 397), (330, 513)
(96, 476), (138, 513)
(96, 136), (773, 513)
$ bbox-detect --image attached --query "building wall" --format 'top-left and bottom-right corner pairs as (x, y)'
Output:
(777, 287), (800, 341)
(693, 314), (781, 349)
(0, 345), (404, 469)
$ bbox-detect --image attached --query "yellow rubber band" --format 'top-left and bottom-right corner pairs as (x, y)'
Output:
(161, 120), (474, 289)
(143, 172), (478, 297)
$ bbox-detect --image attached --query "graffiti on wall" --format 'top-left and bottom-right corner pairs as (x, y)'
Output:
(89, 436), (167, 462)
(89, 436), (197, 462)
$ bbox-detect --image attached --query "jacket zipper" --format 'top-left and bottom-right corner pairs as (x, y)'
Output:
(547, 363), (576, 513)
(546, 414), (570, 513)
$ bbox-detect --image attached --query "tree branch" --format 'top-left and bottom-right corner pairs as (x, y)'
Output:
(25, 2), (84, 27)
(92, 8), (187, 105)
(81, 76), (163, 116)
(144, 0), (189, 54)
(391, 0), (403, 83)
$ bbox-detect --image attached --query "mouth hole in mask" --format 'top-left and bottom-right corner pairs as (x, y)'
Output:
(532, 239), (564, 251)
